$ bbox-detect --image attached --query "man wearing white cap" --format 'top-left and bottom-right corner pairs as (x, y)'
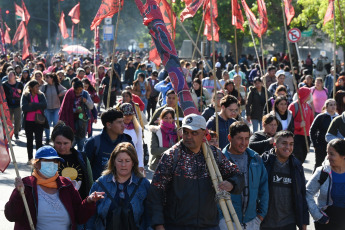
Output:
(268, 71), (292, 103)
(147, 114), (244, 230)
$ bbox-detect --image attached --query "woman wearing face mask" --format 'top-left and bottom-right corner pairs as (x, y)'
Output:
(270, 96), (294, 133)
(5, 146), (104, 230)
(310, 99), (338, 171)
(148, 107), (178, 171)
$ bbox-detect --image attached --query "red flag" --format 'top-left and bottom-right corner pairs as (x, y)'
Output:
(22, 31), (30, 60)
(94, 26), (100, 66)
(90, 0), (124, 30)
(4, 23), (11, 44)
(0, 82), (14, 173)
(156, 0), (176, 40)
(232, 0), (244, 31)
(14, 3), (24, 18)
(59, 12), (69, 39)
(203, 0), (219, 42)
(149, 40), (161, 67)
(180, 0), (205, 22)
(324, 0), (334, 25)
(241, 0), (261, 37)
(22, 0), (30, 25)
(283, 0), (295, 25)
(257, 0), (268, 36)
(68, 2), (80, 24)
(12, 21), (26, 45)
(71, 24), (75, 41)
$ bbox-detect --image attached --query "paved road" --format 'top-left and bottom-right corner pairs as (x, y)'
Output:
(0, 120), (317, 229)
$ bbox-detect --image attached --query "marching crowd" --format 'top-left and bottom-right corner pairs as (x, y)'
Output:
(1, 50), (345, 230)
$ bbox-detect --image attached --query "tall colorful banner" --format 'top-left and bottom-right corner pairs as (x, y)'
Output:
(22, 0), (30, 25)
(232, 0), (244, 31)
(203, 0), (219, 42)
(283, 0), (295, 25)
(12, 21), (26, 45)
(241, 0), (261, 37)
(59, 12), (69, 39)
(323, 0), (334, 25)
(180, 0), (205, 22)
(90, 0), (124, 30)
(257, 0), (268, 36)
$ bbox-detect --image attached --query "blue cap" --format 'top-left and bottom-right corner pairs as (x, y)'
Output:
(35, 146), (65, 162)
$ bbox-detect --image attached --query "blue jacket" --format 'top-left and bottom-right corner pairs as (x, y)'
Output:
(84, 128), (133, 181)
(154, 80), (172, 106)
(207, 115), (236, 149)
(222, 145), (269, 224)
(86, 173), (150, 230)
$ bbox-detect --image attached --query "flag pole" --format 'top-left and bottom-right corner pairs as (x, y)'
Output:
(333, 0), (337, 99)
(281, 0), (309, 152)
(260, 36), (266, 74)
(235, 28), (238, 64)
(0, 103), (35, 230)
(94, 26), (99, 94)
(107, 0), (121, 109)
(192, 13), (205, 60)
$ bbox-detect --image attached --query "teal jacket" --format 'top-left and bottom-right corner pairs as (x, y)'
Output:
(222, 145), (269, 224)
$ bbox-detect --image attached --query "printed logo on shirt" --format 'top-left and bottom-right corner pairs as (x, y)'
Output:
(272, 172), (292, 187)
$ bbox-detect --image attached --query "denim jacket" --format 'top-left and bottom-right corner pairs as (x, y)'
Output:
(85, 173), (150, 230)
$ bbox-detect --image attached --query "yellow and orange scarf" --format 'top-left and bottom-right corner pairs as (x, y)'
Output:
(32, 170), (59, 189)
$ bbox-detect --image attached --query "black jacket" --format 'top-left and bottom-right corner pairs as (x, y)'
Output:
(310, 113), (334, 148)
(201, 105), (215, 122)
(249, 131), (273, 155)
(262, 150), (309, 229)
(246, 86), (269, 120)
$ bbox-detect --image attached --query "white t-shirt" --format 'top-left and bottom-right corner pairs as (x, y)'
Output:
(124, 127), (144, 167)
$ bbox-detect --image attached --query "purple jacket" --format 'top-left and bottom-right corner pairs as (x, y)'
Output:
(5, 175), (96, 230)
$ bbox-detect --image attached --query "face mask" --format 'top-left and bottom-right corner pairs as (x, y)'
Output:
(40, 162), (58, 178)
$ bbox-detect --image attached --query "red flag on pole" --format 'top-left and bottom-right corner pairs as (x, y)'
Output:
(90, 0), (124, 30)
(0, 82), (14, 173)
(324, 0), (334, 25)
(156, 0), (176, 39)
(12, 21), (26, 45)
(149, 40), (161, 67)
(4, 23), (11, 44)
(232, 0), (244, 31)
(59, 12), (69, 39)
(241, 0), (261, 37)
(22, 32), (30, 60)
(180, 0), (205, 22)
(68, 2), (80, 24)
(203, 0), (219, 42)
(257, 0), (268, 36)
(22, 0), (30, 25)
(283, 0), (295, 25)
(14, 3), (24, 18)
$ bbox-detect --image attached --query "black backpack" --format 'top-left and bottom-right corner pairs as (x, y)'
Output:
(318, 167), (329, 186)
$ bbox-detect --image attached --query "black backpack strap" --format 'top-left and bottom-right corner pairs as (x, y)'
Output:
(96, 179), (116, 203)
(128, 178), (143, 202)
(318, 166), (329, 186)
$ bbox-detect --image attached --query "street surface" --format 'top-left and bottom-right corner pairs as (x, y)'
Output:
(1, 119), (316, 229)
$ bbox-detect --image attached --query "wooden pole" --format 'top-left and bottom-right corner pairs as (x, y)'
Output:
(0, 104), (35, 230)
(281, 0), (309, 152)
(192, 13), (205, 60)
(336, 0), (345, 34)
(333, 0), (337, 99)
(235, 29), (238, 64)
(260, 36), (266, 75)
(94, 27), (99, 93)
(106, 0), (121, 109)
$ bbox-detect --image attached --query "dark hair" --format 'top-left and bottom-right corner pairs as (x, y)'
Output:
(328, 139), (345, 156)
(159, 107), (175, 120)
(229, 121), (250, 138)
(284, 66), (290, 72)
(335, 90), (345, 114)
(101, 108), (123, 127)
(73, 79), (83, 89)
(138, 73), (146, 80)
(275, 85), (287, 96)
(81, 78), (96, 93)
(51, 121), (74, 142)
(220, 94), (239, 108)
(121, 90), (132, 99)
(137, 63), (146, 70)
(273, 96), (288, 113)
(224, 79), (235, 89)
(253, 77), (262, 83)
(268, 65), (276, 72)
(46, 73), (60, 86)
(262, 114), (278, 125)
(166, 89), (176, 97)
(152, 71), (158, 76)
(279, 63), (285, 69)
(28, 79), (39, 89)
(193, 78), (201, 85)
(274, 130), (294, 143)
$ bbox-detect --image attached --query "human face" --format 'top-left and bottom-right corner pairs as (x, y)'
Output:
(234, 76), (241, 86)
(99, 67), (105, 74)
(277, 91), (287, 97)
(216, 93), (224, 107)
(277, 75), (285, 85)
(315, 79), (323, 89)
(182, 128), (205, 153)
(74, 87), (83, 96)
(326, 101), (337, 114)
(306, 76), (313, 85)
(30, 84), (39, 95)
(223, 73), (229, 80)
(108, 118), (125, 135)
(338, 79), (344, 87)
(228, 132), (250, 155)
(274, 136), (294, 162)
(223, 103), (239, 119)
(209, 137), (219, 148)
(162, 113), (174, 124)
(54, 135), (72, 155)
(123, 115), (133, 124)
(22, 72), (29, 79)
(122, 93), (131, 103)
(226, 83), (234, 92)
(8, 72), (16, 82)
(79, 71), (85, 77)
(269, 69), (276, 77)
(166, 94), (177, 107)
(45, 75), (53, 85)
(193, 82), (200, 90)
(254, 80), (262, 90)
(35, 73), (42, 82)
(327, 145), (345, 168)
(83, 83), (89, 91)
(263, 120), (278, 137)
(115, 152), (134, 178)
(277, 100), (288, 114)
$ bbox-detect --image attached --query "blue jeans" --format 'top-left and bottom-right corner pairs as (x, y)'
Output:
(73, 137), (86, 151)
(44, 108), (59, 140)
(141, 97), (148, 112)
(251, 119), (262, 133)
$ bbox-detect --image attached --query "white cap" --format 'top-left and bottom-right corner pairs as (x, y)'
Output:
(275, 70), (285, 77)
(215, 62), (221, 68)
(182, 114), (207, 130)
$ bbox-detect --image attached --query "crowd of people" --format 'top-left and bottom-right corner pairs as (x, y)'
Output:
(1, 50), (345, 230)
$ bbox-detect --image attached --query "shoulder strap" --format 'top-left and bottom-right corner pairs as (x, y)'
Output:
(43, 85), (47, 94)
(93, 135), (101, 157)
(55, 84), (60, 95)
(172, 147), (180, 173)
(311, 88), (315, 95)
(293, 102), (299, 119)
(96, 180), (116, 203)
(318, 167), (329, 186)
(128, 178), (143, 202)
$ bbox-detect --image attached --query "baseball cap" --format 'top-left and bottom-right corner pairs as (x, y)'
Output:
(275, 70), (285, 77)
(35, 146), (65, 162)
(119, 103), (135, 116)
(182, 114), (206, 131)
(215, 62), (221, 68)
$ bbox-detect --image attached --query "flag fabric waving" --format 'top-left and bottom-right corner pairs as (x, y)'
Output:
(22, 0), (30, 25)
(14, 3), (24, 18)
(232, 0), (244, 31)
(241, 0), (261, 37)
(257, 0), (268, 36)
(90, 0), (124, 30)
(180, 0), (205, 22)
(12, 21), (26, 45)
(59, 12), (69, 39)
(68, 2), (80, 24)
(4, 23), (11, 44)
(203, 0), (219, 42)
(134, 0), (199, 116)
(323, 0), (334, 25)
(0, 81), (14, 173)
(22, 32), (30, 60)
(283, 0), (295, 25)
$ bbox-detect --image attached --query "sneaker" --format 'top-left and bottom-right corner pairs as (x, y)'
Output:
(27, 161), (32, 165)
(15, 134), (19, 140)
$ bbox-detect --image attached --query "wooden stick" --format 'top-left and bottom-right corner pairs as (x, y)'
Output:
(281, 0), (309, 152)
(0, 104), (35, 230)
(192, 13), (205, 60)
(334, 0), (337, 99)
(260, 36), (269, 114)
(175, 96), (180, 142)
(106, 0), (121, 109)
(235, 28), (238, 64)
(94, 27), (99, 93)
(260, 36), (266, 75)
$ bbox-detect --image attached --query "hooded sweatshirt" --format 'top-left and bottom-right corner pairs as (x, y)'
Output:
(288, 87), (314, 136)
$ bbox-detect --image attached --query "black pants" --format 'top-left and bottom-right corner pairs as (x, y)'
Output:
(261, 223), (296, 230)
(314, 143), (327, 172)
(103, 92), (116, 109)
(147, 96), (157, 120)
(293, 135), (311, 163)
(315, 206), (345, 230)
(25, 121), (44, 161)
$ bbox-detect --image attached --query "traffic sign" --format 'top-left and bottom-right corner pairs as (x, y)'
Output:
(287, 28), (301, 43)
(104, 17), (112, 25)
(103, 25), (114, 41)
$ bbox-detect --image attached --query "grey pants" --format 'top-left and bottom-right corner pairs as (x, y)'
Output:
(9, 107), (21, 135)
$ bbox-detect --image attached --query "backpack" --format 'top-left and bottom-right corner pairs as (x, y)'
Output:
(305, 58), (312, 66)
(318, 167), (329, 186)
(43, 84), (64, 103)
(311, 87), (328, 96)
(316, 59), (324, 71)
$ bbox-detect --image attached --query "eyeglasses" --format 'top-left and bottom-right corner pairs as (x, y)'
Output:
(227, 107), (239, 113)
(118, 183), (125, 199)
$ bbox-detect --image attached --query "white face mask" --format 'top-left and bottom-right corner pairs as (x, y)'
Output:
(39, 162), (58, 178)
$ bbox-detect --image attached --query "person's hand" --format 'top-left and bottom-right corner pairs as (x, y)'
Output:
(14, 177), (24, 192)
(154, 119), (159, 124)
(300, 121), (306, 128)
(268, 137), (274, 144)
(82, 98), (87, 103)
(139, 167), (146, 177)
(317, 214), (329, 224)
(257, 215), (264, 222)
(246, 116), (251, 123)
(177, 128), (183, 138)
(58, 93), (64, 97)
(87, 191), (105, 203)
(155, 225), (165, 230)
(17, 89), (22, 94)
(199, 101), (204, 106)
(93, 119), (97, 124)
(301, 225), (307, 230)
(218, 181), (234, 192)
